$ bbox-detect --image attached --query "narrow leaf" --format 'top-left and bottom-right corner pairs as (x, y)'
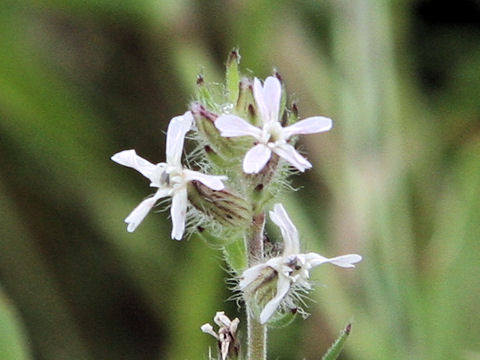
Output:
(321, 323), (351, 360)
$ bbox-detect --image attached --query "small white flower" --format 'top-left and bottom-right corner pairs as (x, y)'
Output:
(201, 311), (240, 360)
(215, 76), (333, 174)
(240, 203), (362, 324)
(111, 111), (227, 240)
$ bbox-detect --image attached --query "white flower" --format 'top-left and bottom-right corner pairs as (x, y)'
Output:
(201, 311), (240, 360)
(111, 111), (227, 240)
(240, 203), (362, 324)
(215, 76), (333, 173)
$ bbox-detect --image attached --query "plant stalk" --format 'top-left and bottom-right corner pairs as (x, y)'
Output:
(245, 212), (267, 360)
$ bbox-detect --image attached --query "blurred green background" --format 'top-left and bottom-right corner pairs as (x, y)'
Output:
(1, 0), (479, 359)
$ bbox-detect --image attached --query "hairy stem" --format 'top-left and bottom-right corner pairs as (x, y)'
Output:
(246, 312), (267, 360)
(246, 212), (267, 360)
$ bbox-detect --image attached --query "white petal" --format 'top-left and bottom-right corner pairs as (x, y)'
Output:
(254, 77), (281, 124)
(214, 312), (231, 328)
(282, 116), (333, 138)
(306, 253), (362, 268)
(230, 318), (240, 333)
(215, 114), (262, 138)
(170, 189), (188, 240)
(269, 204), (300, 255)
(166, 111), (193, 166)
(183, 170), (227, 190)
(273, 143), (312, 172)
(239, 263), (268, 289)
(243, 144), (272, 174)
(124, 191), (165, 232)
(200, 323), (218, 339)
(260, 277), (291, 324)
(111, 149), (157, 180)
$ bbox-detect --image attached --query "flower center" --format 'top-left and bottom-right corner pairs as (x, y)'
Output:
(284, 255), (308, 282)
(262, 122), (285, 144)
(152, 163), (184, 191)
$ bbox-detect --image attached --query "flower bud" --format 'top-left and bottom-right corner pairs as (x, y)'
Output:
(226, 49), (241, 104)
(191, 103), (252, 168)
(235, 78), (257, 125)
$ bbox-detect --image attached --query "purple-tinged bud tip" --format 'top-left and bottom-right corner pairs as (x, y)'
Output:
(274, 70), (283, 82)
(227, 49), (241, 65)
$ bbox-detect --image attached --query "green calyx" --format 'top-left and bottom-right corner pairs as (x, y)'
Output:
(187, 180), (251, 228)
(242, 266), (278, 321)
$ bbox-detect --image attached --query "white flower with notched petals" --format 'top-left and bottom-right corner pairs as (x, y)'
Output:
(215, 76), (333, 174)
(111, 111), (227, 240)
(240, 203), (362, 324)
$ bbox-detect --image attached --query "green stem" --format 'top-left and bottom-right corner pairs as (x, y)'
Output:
(245, 212), (267, 360)
(247, 311), (267, 360)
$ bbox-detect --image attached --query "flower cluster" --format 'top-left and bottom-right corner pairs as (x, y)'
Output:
(111, 50), (361, 359)
(240, 204), (361, 324)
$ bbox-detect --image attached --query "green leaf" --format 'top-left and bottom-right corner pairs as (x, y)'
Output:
(321, 323), (351, 360)
(223, 237), (247, 273)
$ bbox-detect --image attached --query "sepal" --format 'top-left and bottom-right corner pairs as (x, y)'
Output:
(195, 74), (217, 111)
(240, 265), (278, 323)
(264, 308), (297, 329)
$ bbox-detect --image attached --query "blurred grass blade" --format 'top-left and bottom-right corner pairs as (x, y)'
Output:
(0, 287), (32, 360)
(321, 323), (351, 360)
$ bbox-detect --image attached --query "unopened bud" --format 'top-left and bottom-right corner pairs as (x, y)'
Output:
(191, 103), (251, 167)
(226, 49), (241, 104)
(235, 78), (257, 124)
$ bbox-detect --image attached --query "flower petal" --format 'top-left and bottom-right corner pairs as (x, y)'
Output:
(111, 149), (157, 180)
(124, 191), (165, 232)
(239, 263), (269, 289)
(166, 111), (193, 166)
(215, 114), (262, 138)
(183, 170), (227, 190)
(282, 116), (333, 138)
(269, 204), (300, 255)
(253, 77), (281, 124)
(260, 277), (291, 324)
(306, 253), (362, 268)
(214, 312), (232, 328)
(200, 323), (218, 339)
(170, 189), (188, 240)
(243, 144), (272, 174)
(272, 143), (312, 172)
